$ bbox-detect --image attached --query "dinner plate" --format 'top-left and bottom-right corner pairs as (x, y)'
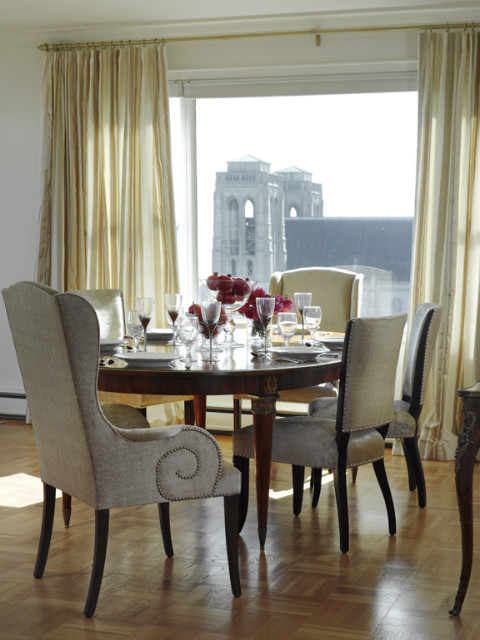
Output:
(147, 327), (174, 341)
(100, 338), (127, 351)
(267, 346), (328, 361)
(320, 336), (344, 349)
(120, 352), (180, 367)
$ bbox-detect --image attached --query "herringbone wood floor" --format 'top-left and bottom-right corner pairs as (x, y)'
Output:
(1, 419), (480, 639)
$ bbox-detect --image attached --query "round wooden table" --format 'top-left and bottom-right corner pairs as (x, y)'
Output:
(98, 345), (341, 548)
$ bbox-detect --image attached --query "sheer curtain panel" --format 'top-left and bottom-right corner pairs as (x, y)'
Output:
(36, 44), (179, 324)
(411, 29), (480, 460)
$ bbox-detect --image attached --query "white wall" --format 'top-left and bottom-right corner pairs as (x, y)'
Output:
(0, 41), (44, 415)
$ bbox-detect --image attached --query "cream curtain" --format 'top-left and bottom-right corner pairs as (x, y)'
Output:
(37, 44), (184, 425)
(411, 29), (480, 460)
(37, 44), (179, 325)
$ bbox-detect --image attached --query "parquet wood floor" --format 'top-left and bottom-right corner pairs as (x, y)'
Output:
(1, 419), (480, 639)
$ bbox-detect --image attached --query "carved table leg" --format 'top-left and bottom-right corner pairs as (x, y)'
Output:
(450, 391), (480, 615)
(250, 376), (279, 549)
(194, 395), (206, 428)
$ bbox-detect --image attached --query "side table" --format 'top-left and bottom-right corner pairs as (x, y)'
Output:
(450, 381), (480, 615)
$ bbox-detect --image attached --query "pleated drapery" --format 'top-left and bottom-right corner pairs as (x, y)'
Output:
(37, 44), (179, 325)
(411, 29), (480, 460)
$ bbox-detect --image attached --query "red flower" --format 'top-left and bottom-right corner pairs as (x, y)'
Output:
(238, 287), (294, 321)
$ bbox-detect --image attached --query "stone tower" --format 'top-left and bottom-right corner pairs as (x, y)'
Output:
(212, 155), (323, 287)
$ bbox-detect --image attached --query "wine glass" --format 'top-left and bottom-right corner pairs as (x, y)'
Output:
(201, 300), (222, 363)
(256, 297), (276, 352)
(126, 309), (143, 352)
(277, 311), (297, 347)
(165, 293), (183, 348)
(176, 313), (199, 368)
(135, 297), (155, 352)
(303, 306), (322, 344)
(294, 292), (312, 345)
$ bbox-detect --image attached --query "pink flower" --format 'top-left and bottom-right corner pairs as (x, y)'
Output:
(238, 287), (293, 321)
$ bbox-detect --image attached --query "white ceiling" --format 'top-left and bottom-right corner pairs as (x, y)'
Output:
(2, 0), (479, 37)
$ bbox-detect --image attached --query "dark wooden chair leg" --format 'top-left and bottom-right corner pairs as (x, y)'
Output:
(401, 437), (418, 491)
(233, 398), (243, 431)
(333, 461), (349, 554)
(233, 455), (249, 533)
(34, 483), (56, 579)
(351, 466), (358, 483)
(403, 437), (426, 506)
(224, 494), (241, 597)
(84, 509), (109, 618)
(158, 502), (174, 558)
(184, 399), (195, 425)
(372, 459), (396, 535)
(292, 465), (305, 516)
(311, 467), (322, 508)
(62, 491), (72, 528)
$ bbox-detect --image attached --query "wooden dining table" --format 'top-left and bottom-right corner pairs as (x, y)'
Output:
(97, 343), (342, 548)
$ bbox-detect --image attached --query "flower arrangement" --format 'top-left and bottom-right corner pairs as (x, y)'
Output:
(238, 287), (294, 336)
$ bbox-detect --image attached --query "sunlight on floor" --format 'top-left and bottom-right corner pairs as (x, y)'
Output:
(269, 471), (333, 500)
(0, 472), (49, 507)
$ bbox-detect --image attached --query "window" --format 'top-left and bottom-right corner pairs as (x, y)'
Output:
(172, 92), (417, 316)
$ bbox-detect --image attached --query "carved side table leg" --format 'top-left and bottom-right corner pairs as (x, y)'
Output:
(450, 386), (480, 615)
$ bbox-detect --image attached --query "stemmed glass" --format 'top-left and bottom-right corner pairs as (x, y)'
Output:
(303, 306), (322, 344)
(277, 311), (297, 347)
(201, 300), (222, 363)
(294, 292), (312, 345)
(134, 297), (155, 352)
(256, 297), (276, 352)
(176, 313), (199, 368)
(126, 309), (143, 352)
(165, 293), (183, 348)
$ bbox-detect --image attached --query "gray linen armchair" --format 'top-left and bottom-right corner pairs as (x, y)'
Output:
(233, 313), (406, 553)
(308, 302), (442, 507)
(3, 282), (241, 617)
(233, 267), (363, 429)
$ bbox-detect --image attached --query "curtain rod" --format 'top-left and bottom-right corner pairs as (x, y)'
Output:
(38, 21), (480, 51)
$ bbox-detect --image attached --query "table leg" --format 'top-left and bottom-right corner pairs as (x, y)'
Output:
(194, 395), (206, 428)
(250, 383), (278, 549)
(184, 399), (195, 425)
(450, 396), (480, 615)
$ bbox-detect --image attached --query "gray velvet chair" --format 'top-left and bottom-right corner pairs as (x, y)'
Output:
(3, 281), (241, 617)
(308, 302), (442, 508)
(233, 267), (363, 429)
(233, 313), (406, 553)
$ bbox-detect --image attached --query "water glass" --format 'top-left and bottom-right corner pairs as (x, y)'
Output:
(303, 305), (322, 343)
(294, 292), (312, 344)
(126, 309), (143, 351)
(277, 311), (297, 347)
(176, 313), (199, 368)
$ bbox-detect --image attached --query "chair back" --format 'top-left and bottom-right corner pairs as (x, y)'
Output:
(2, 282), (123, 506)
(269, 267), (363, 332)
(336, 314), (406, 434)
(68, 288), (125, 339)
(402, 303), (442, 419)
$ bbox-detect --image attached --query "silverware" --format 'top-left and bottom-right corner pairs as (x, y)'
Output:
(251, 352), (300, 364)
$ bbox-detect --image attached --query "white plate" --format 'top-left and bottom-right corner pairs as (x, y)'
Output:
(100, 338), (127, 350)
(120, 352), (180, 367)
(267, 346), (328, 361)
(147, 327), (174, 341)
(320, 337), (344, 349)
